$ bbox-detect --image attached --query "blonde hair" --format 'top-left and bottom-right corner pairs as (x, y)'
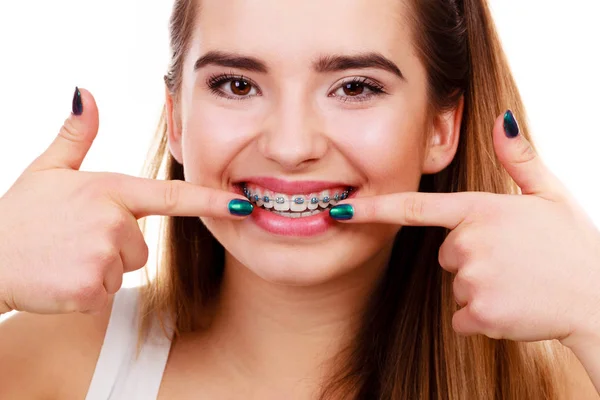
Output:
(137, 0), (570, 398)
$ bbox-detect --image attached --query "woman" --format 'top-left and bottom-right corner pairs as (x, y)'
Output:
(0, 0), (599, 398)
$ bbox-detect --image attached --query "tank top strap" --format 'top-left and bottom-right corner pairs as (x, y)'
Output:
(85, 286), (173, 400)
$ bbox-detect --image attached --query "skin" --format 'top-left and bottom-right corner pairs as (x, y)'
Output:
(0, 0), (598, 398)
(163, 1), (459, 395)
(338, 113), (600, 393)
(166, 0), (455, 288)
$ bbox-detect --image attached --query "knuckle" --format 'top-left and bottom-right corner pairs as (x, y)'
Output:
(513, 140), (537, 165)
(206, 189), (220, 215)
(437, 246), (446, 267)
(79, 175), (103, 197)
(438, 241), (452, 268)
(59, 118), (83, 143)
(474, 202), (497, 222)
(163, 181), (181, 212)
(92, 243), (120, 266)
(452, 232), (473, 258)
(139, 242), (150, 265)
(104, 210), (129, 235)
(452, 274), (462, 293)
(80, 173), (116, 200)
(468, 297), (503, 337)
(362, 200), (380, 221)
(468, 297), (490, 325)
(104, 272), (123, 295)
(69, 275), (105, 310)
(439, 229), (475, 267)
(455, 268), (480, 297)
(403, 196), (425, 225)
(457, 266), (477, 286)
(451, 312), (465, 333)
(96, 172), (121, 191)
(127, 240), (149, 271)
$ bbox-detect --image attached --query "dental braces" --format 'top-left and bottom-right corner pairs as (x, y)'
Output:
(243, 187), (352, 204)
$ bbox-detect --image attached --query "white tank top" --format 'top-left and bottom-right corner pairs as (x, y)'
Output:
(85, 286), (173, 400)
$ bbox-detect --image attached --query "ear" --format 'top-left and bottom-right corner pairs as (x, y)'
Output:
(165, 84), (184, 164)
(421, 96), (464, 174)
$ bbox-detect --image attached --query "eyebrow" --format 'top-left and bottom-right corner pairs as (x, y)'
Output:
(314, 53), (405, 80)
(194, 51), (269, 73)
(194, 51), (405, 80)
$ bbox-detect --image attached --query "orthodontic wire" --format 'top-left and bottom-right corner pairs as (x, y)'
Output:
(243, 188), (351, 204)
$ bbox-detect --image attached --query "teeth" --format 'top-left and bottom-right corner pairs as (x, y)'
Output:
(243, 184), (353, 216)
(290, 194), (308, 212)
(255, 188), (264, 207)
(263, 194), (274, 209)
(330, 193), (339, 206)
(318, 190), (330, 209)
(307, 193), (319, 210)
(265, 208), (326, 218)
(273, 193), (290, 211)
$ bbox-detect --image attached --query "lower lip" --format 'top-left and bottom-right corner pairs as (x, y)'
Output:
(251, 206), (336, 237)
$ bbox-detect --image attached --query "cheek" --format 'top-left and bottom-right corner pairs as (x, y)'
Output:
(326, 106), (426, 193)
(180, 99), (261, 187)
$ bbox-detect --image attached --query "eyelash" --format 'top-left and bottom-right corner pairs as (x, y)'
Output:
(330, 77), (387, 103)
(207, 73), (260, 101)
(205, 73), (387, 103)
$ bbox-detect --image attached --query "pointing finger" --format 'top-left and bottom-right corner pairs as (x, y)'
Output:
(329, 191), (484, 229)
(110, 175), (254, 219)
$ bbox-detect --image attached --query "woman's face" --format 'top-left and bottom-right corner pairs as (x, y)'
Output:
(167, 0), (460, 285)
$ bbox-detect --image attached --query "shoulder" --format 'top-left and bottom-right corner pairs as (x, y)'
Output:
(0, 295), (115, 399)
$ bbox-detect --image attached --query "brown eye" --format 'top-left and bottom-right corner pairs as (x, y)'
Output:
(342, 81), (365, 96)
(231, 79), (251, 96)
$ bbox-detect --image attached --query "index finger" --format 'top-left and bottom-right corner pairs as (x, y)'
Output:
(330, 191), (482, 229)
(111, 175), (253, 219)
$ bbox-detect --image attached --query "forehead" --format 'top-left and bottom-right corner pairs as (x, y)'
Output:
(191, 0), (413, 68)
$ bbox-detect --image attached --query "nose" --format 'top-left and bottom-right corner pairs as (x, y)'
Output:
(258, 90), (328, 171)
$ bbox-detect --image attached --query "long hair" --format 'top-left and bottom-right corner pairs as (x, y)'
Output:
(137, 0), (569, 398)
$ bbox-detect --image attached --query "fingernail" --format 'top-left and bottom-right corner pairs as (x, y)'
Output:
(329, 204), (354, 221)
(72, 86), (83, 116)
(228, 199), (254, 216)
(503, 110), (519, 138)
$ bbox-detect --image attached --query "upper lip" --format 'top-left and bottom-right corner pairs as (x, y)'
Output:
(236, 177), (355, 194)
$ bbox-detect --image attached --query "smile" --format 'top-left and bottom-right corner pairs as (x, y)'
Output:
(233, 178), (357, 237)
(242, 184), (353, 218)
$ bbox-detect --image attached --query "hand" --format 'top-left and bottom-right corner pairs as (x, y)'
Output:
(0, 88), (253, 316)
(330, 111), (600, 349)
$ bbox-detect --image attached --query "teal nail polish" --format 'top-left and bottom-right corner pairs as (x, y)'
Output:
(503, 110), (519, 138)
(329, 204), (354, 221)
(228, 199), (254, 216)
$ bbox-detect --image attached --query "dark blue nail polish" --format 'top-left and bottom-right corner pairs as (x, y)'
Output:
(329, 204), (354, 221)
(503, 110), (519, 138)
(72, 87), (83, 116)
(228, 199), (254, 216)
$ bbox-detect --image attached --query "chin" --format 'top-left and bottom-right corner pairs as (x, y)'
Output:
(203, 217), (399, 287)
(239, 244), (354, 286)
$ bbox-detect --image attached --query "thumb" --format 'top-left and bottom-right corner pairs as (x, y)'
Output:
(493, 110), (564, 199)
(27, 87), (99, 172)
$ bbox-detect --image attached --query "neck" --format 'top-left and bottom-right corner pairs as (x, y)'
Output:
(205, 242), (393, 395)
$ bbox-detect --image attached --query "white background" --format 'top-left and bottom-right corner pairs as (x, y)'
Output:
(0, 1), (599, 322)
